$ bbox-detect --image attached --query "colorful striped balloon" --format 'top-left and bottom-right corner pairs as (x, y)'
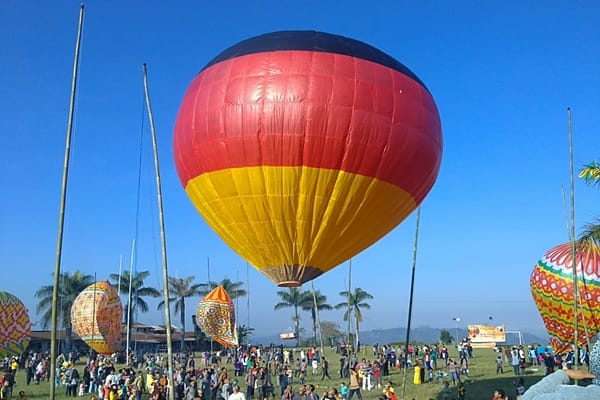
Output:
(196, 286), (238, 347)
(0, 291), (31, 357)
(71, 281), (122, 354)
(174, 31), (443, 286)
(530, 242), (600, 352)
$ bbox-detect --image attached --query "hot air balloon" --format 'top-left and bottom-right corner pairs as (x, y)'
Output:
(71, 281), (122, 354)
(530, 241), (600, 352)
(0, 291), (31, 357)
(196, 286), (238, 347)
(174, 31), (442, 287)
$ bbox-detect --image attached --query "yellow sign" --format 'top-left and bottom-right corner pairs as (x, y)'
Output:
(467, 324), (506, 343)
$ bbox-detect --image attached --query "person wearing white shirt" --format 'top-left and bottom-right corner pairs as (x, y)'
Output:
(228, 385), (246, 400)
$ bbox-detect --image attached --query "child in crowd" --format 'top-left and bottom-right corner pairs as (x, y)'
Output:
(340, 383), (348, 400)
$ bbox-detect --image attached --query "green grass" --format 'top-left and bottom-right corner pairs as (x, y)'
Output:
(11, 347), (547, 400)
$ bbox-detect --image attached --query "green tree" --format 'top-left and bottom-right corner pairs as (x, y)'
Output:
(274, 287), (311, 346)
(108, 270), (161, 325)
(158, 275), (204, 351)
(440, 330), (453, 344)
(319, 321), (344, 347)
(35, 270), (95, 352)
(334, 287), (374, 347)
(301, 290), (332, 346)
(200, 277), (248, 300)
(237, 324), (254, 345)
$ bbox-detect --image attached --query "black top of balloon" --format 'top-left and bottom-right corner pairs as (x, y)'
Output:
(201, 30), (428, 91)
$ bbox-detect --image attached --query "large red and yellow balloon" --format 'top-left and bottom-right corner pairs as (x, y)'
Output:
(0, 291), (31, 357)
(196, 286), (238, 347)
(174, 31), (443, 286)
(530, 242), (600, 352)
(71, 281), (122, 354)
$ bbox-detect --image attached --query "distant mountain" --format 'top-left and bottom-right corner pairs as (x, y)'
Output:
(251, 326), (548, 347)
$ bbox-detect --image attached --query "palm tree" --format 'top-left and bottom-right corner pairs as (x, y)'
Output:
(274, 287), (311, 346)
(301, 290), (332, 346)
(578, 161), (600, 245)
(200, 277), (248, 300)
(157, 275), (204, 351)
(35, 270), (95, 352)
(334, 287), (374, 348)
(109, 270), (161, 325)
(237, 324), (254, 345)
(579, 161), (600, 187)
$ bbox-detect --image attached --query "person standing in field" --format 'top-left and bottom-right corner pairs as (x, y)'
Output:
(447, 359), (459, 385)
(321, 357), (331, 380)
(228, 385), (246, 400)
(347, 368), (362, 400)
(496, 355), (504, 374)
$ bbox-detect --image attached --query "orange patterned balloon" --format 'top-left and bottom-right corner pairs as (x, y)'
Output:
(196, 286), (238, 347)
(530, 242), (600, 353)
(0, 291), (31, 357)
(71, 281), (122, 354)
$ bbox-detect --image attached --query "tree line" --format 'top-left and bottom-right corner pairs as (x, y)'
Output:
(34, 272), (374, 351)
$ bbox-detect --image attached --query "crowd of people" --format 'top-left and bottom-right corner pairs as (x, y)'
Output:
(1, 337), (599, 400)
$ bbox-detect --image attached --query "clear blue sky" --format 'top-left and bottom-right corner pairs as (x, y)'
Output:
(1, 1), (599, 339)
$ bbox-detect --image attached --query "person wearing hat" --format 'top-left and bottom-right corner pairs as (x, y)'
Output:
(521, 336), (600, 399)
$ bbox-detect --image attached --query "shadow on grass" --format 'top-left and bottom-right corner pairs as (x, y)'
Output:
(428, 371), (542, 400)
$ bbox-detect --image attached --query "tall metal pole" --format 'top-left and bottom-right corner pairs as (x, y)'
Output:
(126, 239), (135, 365)
(208, 257), (213, 353)
(235, 269), (240, 336)
(143, 63), (175, 400)
(402, 208), (421, 399)
(347, 259), (352, 348)
(567, 107), (579, 368)
(50, 5), (84, 400)
(310, 281), (325, 353)
(246, 262), (250, 331)
(207, 256), (211, 283)
(91, 273), (97, 358)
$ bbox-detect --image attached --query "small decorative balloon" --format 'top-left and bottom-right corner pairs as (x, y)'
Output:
(531, 242), (600, 352)
(71, 281), (122, 354)
(196, 286), (238, 347)
(174, 30), (442, 287)
(0, 291), (31, 357)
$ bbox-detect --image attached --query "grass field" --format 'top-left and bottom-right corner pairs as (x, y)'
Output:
(9, 347), (548, 400)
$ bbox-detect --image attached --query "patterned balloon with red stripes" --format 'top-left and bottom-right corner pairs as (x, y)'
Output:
(0, 291), (31, 357)
(530, 242), (600, 353)
(174, 30), (443, 287)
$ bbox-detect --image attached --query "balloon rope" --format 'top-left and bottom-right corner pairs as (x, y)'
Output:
(402, 208), (421, 399)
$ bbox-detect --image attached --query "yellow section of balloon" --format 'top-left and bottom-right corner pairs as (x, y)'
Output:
(71, 281), (122, 355)
(185, 166), (416, 286)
